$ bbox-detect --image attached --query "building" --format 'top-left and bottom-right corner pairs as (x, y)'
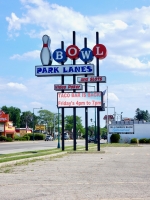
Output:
(103, 115), (114, 126)
(0, 110), (15, 138)
(108, 119), (150, 143)
(15, 128), (32, 137)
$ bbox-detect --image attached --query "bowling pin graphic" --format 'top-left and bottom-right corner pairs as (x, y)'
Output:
(40, 35), (53, 66)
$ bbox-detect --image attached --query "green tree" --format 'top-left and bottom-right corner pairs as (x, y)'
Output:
(135, 108), (149, 121)
(100, 127), (107, 138)
(65, 115), (84, 137)
(20, 111), (33, 128)
(1, 106), (21, 127)
(38, 109), (54, 132)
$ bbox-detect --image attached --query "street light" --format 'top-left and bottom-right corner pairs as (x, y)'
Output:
(33, 107), (42, 141)
(57, 108), (60, 148)
(86, 85), (96, 143)
(121, 112), (123, 120)
(116, 112), (123, 121)
(104, 106), (116, 144)
(82, 84), (97, 143)
(53, 112), (61, 141)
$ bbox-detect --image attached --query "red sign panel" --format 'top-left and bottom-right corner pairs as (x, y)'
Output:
(77, 76), (106, 83)
(0, 111), (9, 122)
(54, 84), (83, 91)
(57, 92), (102, 108)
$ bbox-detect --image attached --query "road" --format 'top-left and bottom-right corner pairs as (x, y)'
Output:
(0, 139), (106, 154)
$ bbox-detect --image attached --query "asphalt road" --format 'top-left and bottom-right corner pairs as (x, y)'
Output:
(0, 139), (106, 154)
(0, 145), (150, 199)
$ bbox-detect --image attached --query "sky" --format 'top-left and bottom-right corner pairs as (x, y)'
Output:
(1, 0), (150, 128)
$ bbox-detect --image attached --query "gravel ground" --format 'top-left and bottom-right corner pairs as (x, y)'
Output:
(0, 145), (150, 200)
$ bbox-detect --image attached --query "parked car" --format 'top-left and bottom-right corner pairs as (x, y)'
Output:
(45, 135), (53, 141)
(61, 133), (70, 140)
(88, 136), (95, 143)
(88, 136), (101, 143)
(103, 135), (107, 140)
(33, 130), (41, 133)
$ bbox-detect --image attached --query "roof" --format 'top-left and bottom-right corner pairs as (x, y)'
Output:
(103, 115), (114, 120)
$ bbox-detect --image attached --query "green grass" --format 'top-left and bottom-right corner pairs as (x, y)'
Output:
(0, 143), (139, 164)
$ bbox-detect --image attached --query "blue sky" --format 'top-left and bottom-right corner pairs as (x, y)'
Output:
(1, 0), (150, 127)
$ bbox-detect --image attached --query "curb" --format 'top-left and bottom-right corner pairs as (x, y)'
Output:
(0, 152), (67, 168)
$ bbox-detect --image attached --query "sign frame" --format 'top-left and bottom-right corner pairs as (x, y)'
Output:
(35, 64), (95, 77)
(77, 76), (106, 83)
(57, 92), (102, 108)
(109, 125), (134, 133)
(54, 84), (83, 91)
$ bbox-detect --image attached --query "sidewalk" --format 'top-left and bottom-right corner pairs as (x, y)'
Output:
(0, 146), (150, 199)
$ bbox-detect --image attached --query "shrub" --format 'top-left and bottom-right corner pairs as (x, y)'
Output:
(23, 133), (45, 140)
(0, 135), (7, 141)
(34, 133), (45, 140)
(6, 137), (13, 142)
(110, 134), (120, 143)
(24, 133), (33, 140)
(139, 138), (149, 143)
(14, 135), (21, 141)
(23, 135), (30, 140)
(130, 138), (138, 144)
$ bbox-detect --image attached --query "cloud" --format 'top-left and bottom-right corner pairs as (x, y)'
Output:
(10, 50), (40, 60)
(109, 55), (150, 70)
(30, 101), (43, 108)
(5, 1), (150, 75)
(108, 93), (119, 102)
(7, 82), (27, 91)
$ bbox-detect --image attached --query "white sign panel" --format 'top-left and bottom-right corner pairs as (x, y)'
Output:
(109, 125), (134, 133)
(35, 64), (94, 76)
(77, 76), (106, 83)
(54, 84), (83, 91)
(0, 123), (4, 132)
(57, 92), (102, 108)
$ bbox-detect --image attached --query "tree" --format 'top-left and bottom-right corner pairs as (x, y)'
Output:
(37, 109), (54, 132)
(100, 127), (107, 138)
(65, 115), (84, 136)
(20, 111), (33, 128)
(1, 106), (21, 127)
(135, 108), (149, 121)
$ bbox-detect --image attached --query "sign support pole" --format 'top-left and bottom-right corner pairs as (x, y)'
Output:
(61, 41), (65, 151)
(84, 37), (88, 151)
(73, 31), (77, 151)
(96, 32), (100, 151)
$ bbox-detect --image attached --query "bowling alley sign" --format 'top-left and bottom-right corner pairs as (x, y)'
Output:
(35, 35), (107, 76)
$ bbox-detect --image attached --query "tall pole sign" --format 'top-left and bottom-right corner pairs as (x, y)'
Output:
(35, 31), (107, 151)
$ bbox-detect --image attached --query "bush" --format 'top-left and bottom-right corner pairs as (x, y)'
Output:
(130, 138), (138, 144)
(34, 133), (45, 140)
(23, 135), (30, 140)
(110, 134), (120, 143)
(14, 135), (21, 141)
(24, 133), (45, 140)
(0, 135), (7, 141)
(14, 135), (30, 141)
(6, 137), (13, 142)
(24, 133), (33, 140)
(139, 138), (150, 143)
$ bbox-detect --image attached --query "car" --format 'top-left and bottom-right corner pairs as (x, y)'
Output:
(45, 135), (53, 141)
(33, 130), (41, 133)
(88, 136), (101, 143)
(103, 135), (107, 140)
(61, 133), (70, 140)
(88, 136), (95, 143)
(64, 134), (70, 140)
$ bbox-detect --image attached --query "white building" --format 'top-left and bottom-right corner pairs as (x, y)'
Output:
(108, 120), (150, 143)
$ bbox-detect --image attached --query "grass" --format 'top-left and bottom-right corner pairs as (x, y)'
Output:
(0, 143), (139, 164)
